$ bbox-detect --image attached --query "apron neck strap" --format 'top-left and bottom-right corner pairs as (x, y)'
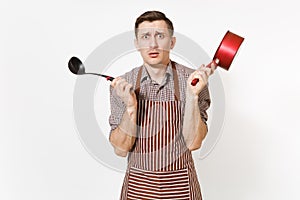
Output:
(135, 61), (180, 101)
(172, 61), (180, 101)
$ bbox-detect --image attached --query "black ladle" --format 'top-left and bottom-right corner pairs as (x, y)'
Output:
(68, 57), (114, 81)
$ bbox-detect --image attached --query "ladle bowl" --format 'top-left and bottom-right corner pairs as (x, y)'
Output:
(68, 57), (114, 81)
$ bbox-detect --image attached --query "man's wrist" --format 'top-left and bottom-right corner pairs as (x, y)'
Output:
(118, 126), (136, 137)
(126, 103), (137, 116)
(185, 92), (199, 102)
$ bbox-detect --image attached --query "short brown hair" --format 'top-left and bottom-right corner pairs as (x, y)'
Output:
(135, 11), (174, 37)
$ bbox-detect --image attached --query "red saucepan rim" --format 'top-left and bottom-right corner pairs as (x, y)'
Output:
(213, 31), (244, 70)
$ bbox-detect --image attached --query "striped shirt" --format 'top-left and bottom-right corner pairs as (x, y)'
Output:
(109, 61), (211, 134)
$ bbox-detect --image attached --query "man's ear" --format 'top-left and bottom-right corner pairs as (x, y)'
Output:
(170, 36), (176, 49)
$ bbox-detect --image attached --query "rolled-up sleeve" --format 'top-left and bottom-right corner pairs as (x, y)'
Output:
(108, 85), (126, 135)
(198, 84), (211, 125)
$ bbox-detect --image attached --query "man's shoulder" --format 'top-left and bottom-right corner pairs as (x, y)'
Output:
(122, 66), (140, 76)
(173, 61), (195, 76)
(120, 65), (142, 83)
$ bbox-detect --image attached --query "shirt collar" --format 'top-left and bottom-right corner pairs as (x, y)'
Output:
(140, 61), (173, 85)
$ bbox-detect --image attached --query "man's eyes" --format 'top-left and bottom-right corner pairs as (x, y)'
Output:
(157, 33), (165, 39)
(141, 35), (150, 39)
(140, 33), (165, 39)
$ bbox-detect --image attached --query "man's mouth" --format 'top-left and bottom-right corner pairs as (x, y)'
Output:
(148, 52), (159, 58)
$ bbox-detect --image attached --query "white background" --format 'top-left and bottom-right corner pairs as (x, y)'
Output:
(1, 0), (300, 199)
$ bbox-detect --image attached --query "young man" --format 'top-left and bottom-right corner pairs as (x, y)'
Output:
(109, 11), (216, 200)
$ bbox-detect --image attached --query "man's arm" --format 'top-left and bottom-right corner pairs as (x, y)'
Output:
(182, 63), (216, 151)
(182, 94), (208, 151)
(109, 77), (137, 157)
(109, 105), (137, 157)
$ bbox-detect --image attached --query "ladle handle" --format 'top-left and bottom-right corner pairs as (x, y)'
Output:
(105, 76), (114, 81)
(191, 59), (218, 86)
(85, 73), (115, 81)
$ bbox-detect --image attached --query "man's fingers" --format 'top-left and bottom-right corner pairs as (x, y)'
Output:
(111, 77), (122, 87)
(112, 77), (127, 91)
(111, 77), (134, 97)
(196, 59), (219, 76)
(118, 80), (128, 91)
(124, 83), (133, 94)
(197, 64), (205, 71)
(210, 58), (219, 71)
(205, 67), (213, 76)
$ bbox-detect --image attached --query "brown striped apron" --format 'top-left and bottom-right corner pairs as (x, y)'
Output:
(120, 62), (202, 200)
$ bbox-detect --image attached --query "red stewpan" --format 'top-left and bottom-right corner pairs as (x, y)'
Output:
(191, 30), (244, 86)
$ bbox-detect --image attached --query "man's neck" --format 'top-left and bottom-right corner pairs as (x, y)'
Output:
(144, 61), (170, 84)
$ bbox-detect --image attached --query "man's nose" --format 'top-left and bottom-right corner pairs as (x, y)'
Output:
(149, 36), (158, 48)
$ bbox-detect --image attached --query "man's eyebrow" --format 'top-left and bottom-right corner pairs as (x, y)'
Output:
(139, 32), (150, 35)
(138, 28), (168, 34)
(155, 31), (169, 36)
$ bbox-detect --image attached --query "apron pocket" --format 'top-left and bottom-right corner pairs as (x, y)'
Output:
(127, 167), (191, 200)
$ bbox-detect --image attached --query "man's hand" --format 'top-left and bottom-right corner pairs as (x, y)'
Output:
(110, 77), (138, 157)
(111, 77), (137, 108)
(183, 60), (217, 151)
(187, 60), (217, 97)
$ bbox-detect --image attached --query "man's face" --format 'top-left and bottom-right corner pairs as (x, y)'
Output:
(135, 20), (176, 67)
